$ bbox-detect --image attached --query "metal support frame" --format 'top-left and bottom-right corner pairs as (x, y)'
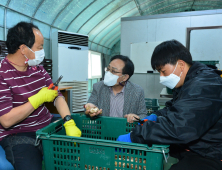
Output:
(106, 47), (110, 55)
(121, 8), (222, 22)
(0, 3), (106, 50)
(87, 0), (133, 40)
(105, 36), (120, 56)
(51, 0), (73, 26)
(76, 0), (116, 33)
(190, 0), (196, 11)
(103, 32), (120, 48)
(1, 3), (55, 29)
(90, 42), (111, 52)
(49, 27), (52, 59)
(1, 0), (138, 55)
(107, 35), (120, 49)
(97, 24), (120, 51)
(90, 0), (150, 50)
(155, 4), (221, 14)
(186, 26), (222, 50)
(133, 0), (142, 15)
(4, 7), (7, 40)
(6, 0), (11, 6)
(143, 0), (222, 15)
(141, 0), (169, 15)
(65, 0), (97, 31)
(0, 0), (184, 54)
(4, 0), (11, 40)
(145, 0), (194, 15)
(90, 7), (138, 50)
(31, 0), (45, 22)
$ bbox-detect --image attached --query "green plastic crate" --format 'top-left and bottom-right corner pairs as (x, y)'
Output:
(36, 114), (169, 170)
(145, 98), (160, 114)
(194, 60), (219, 66)
(166, 87), (173, 95)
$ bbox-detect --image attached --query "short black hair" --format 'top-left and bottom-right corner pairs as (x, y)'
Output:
(110, 55), (134, 80)
(6, 22), (39, 54)
(151, 40), (193, 70)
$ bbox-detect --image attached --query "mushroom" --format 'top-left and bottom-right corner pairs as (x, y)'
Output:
(90, 107), (102, 114)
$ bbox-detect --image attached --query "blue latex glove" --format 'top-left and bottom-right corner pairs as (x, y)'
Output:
(138, 114), (157, 125)
(116, 133), (132, 143)
(143, 114), (157, 121)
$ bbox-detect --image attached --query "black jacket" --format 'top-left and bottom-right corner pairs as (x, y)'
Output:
(131, 62), (222, 160)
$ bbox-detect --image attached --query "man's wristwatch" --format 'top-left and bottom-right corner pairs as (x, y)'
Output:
(63, 115), (72, 123)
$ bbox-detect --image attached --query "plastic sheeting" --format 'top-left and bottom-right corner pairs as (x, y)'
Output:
(0, 0), (222, 56)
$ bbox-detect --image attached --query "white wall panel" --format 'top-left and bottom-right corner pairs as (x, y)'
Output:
(190, 14), (222, 27)
(121, 20), (148, 57)
(155, 16), (190, 45)
(147, 19), (157, 42)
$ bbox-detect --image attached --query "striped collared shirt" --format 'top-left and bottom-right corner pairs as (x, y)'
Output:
(0, 58), (62, 141)
(109, 86), (125, 117)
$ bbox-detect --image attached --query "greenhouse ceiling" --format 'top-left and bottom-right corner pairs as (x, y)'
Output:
(0, 0), (222, 56)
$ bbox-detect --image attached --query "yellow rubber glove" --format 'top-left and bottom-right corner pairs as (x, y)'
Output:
(28, 87), (58, 109)
(64, 119), (82, 137)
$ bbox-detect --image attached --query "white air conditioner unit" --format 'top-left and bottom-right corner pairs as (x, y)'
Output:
(52, 30), (88, 82)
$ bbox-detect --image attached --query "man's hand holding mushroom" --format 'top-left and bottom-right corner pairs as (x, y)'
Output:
(85, 103), (102, 117)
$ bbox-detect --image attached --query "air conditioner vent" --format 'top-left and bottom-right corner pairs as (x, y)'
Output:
(58, 32), (88, 47)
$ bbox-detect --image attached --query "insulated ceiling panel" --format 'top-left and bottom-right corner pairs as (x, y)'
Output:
(6, 9), (31, 28)
(88, 1), (136, 41)
(93, 8), (139, 47)
(34, 0), (71, 24)
(67, 0), (114, 34)
(98, 24), (120, 46)
(8, 0), (42, 16)
(140, 0), (222, 15)
(97, 45), (103, 53)
(104, 32), (120, 48)
(92, 19), (120, 45)
(1, 0), (222, 54)
(0, 0), (8, 6)
(143, 1), (195, 15)
(108, 35), (121, 49)
(53, 0), (93, 30)
(77, 0), (131, 34)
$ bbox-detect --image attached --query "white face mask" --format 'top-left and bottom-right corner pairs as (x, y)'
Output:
(104, 71), (122, 86)
(159, 62), (182, 89)
(25, 46), (45, 66)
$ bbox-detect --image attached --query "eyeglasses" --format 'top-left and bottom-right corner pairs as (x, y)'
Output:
(105, 67), (122, 74)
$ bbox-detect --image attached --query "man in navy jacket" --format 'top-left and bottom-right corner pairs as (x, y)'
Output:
(117, 40), (222, 170)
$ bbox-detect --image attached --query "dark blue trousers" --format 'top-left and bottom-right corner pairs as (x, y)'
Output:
(0, 115), (61, 170)
(0, 133), (43, 170)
